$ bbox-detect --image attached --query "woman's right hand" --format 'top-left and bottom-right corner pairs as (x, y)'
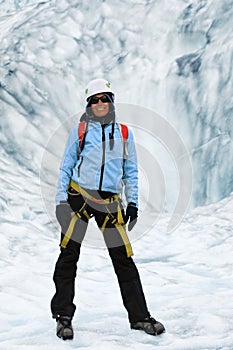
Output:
(56, 201), (73, 233)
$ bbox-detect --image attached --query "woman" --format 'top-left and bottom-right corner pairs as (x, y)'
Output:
(51, 78), (165, 340)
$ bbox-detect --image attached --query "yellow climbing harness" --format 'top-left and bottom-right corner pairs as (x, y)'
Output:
(70, 180), (119, 204)
(103, 201), (133, 257)
(60, 200), (90, 249)
(60, 180), (133, 257)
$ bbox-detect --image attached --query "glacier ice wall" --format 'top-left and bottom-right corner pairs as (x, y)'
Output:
(166, 1), (233, 205)
(0, 0), (233, 211)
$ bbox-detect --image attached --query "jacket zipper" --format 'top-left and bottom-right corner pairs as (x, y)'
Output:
(99, 125), (106, 190)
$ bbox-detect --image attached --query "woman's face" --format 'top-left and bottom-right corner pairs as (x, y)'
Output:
(90, 94), (110, 118)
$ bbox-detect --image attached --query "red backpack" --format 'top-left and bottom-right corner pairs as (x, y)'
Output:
(78, 122), (128, 158)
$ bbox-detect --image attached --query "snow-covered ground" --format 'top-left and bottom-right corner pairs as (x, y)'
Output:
(1, 172), (233, 349)
(1, 1), (233, 349)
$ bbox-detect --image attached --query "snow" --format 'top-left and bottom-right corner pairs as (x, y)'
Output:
(1, 189), (233, 349)
(1, 0), (233, 349)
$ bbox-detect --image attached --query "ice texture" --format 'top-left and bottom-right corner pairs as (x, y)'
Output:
(1, 1), (233, 349)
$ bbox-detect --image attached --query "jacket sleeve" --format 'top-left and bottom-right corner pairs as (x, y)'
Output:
(122, 128), (139, 207)
(55, 126), (79, 205)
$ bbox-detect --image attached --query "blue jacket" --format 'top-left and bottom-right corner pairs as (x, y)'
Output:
(56, 121), (138, 207)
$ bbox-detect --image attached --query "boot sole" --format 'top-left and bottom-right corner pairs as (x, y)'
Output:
(57, 332), (74, 340)
(57, 327), (74, 340)
(131, 323), (165, 336)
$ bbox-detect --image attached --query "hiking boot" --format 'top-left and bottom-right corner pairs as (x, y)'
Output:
(56, 315), (74, 340)
(131, 315), (165, 336)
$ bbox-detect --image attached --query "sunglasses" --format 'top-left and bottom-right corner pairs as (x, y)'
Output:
(89, 95), (109, 105)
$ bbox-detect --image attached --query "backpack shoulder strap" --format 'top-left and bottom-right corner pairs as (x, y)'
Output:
(78, 121), (87, 158)
(119, 123), (128, 141)
(118, 123), (128, 159)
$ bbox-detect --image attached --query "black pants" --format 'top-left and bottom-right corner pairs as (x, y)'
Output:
(51, 192), (149, 323)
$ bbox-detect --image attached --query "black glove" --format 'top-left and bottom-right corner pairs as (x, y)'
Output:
(56, 201), (73, 233)
(125, 202), (138, 231)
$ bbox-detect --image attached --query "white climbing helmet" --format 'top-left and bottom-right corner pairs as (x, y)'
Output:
(85, 78), (114, 101)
